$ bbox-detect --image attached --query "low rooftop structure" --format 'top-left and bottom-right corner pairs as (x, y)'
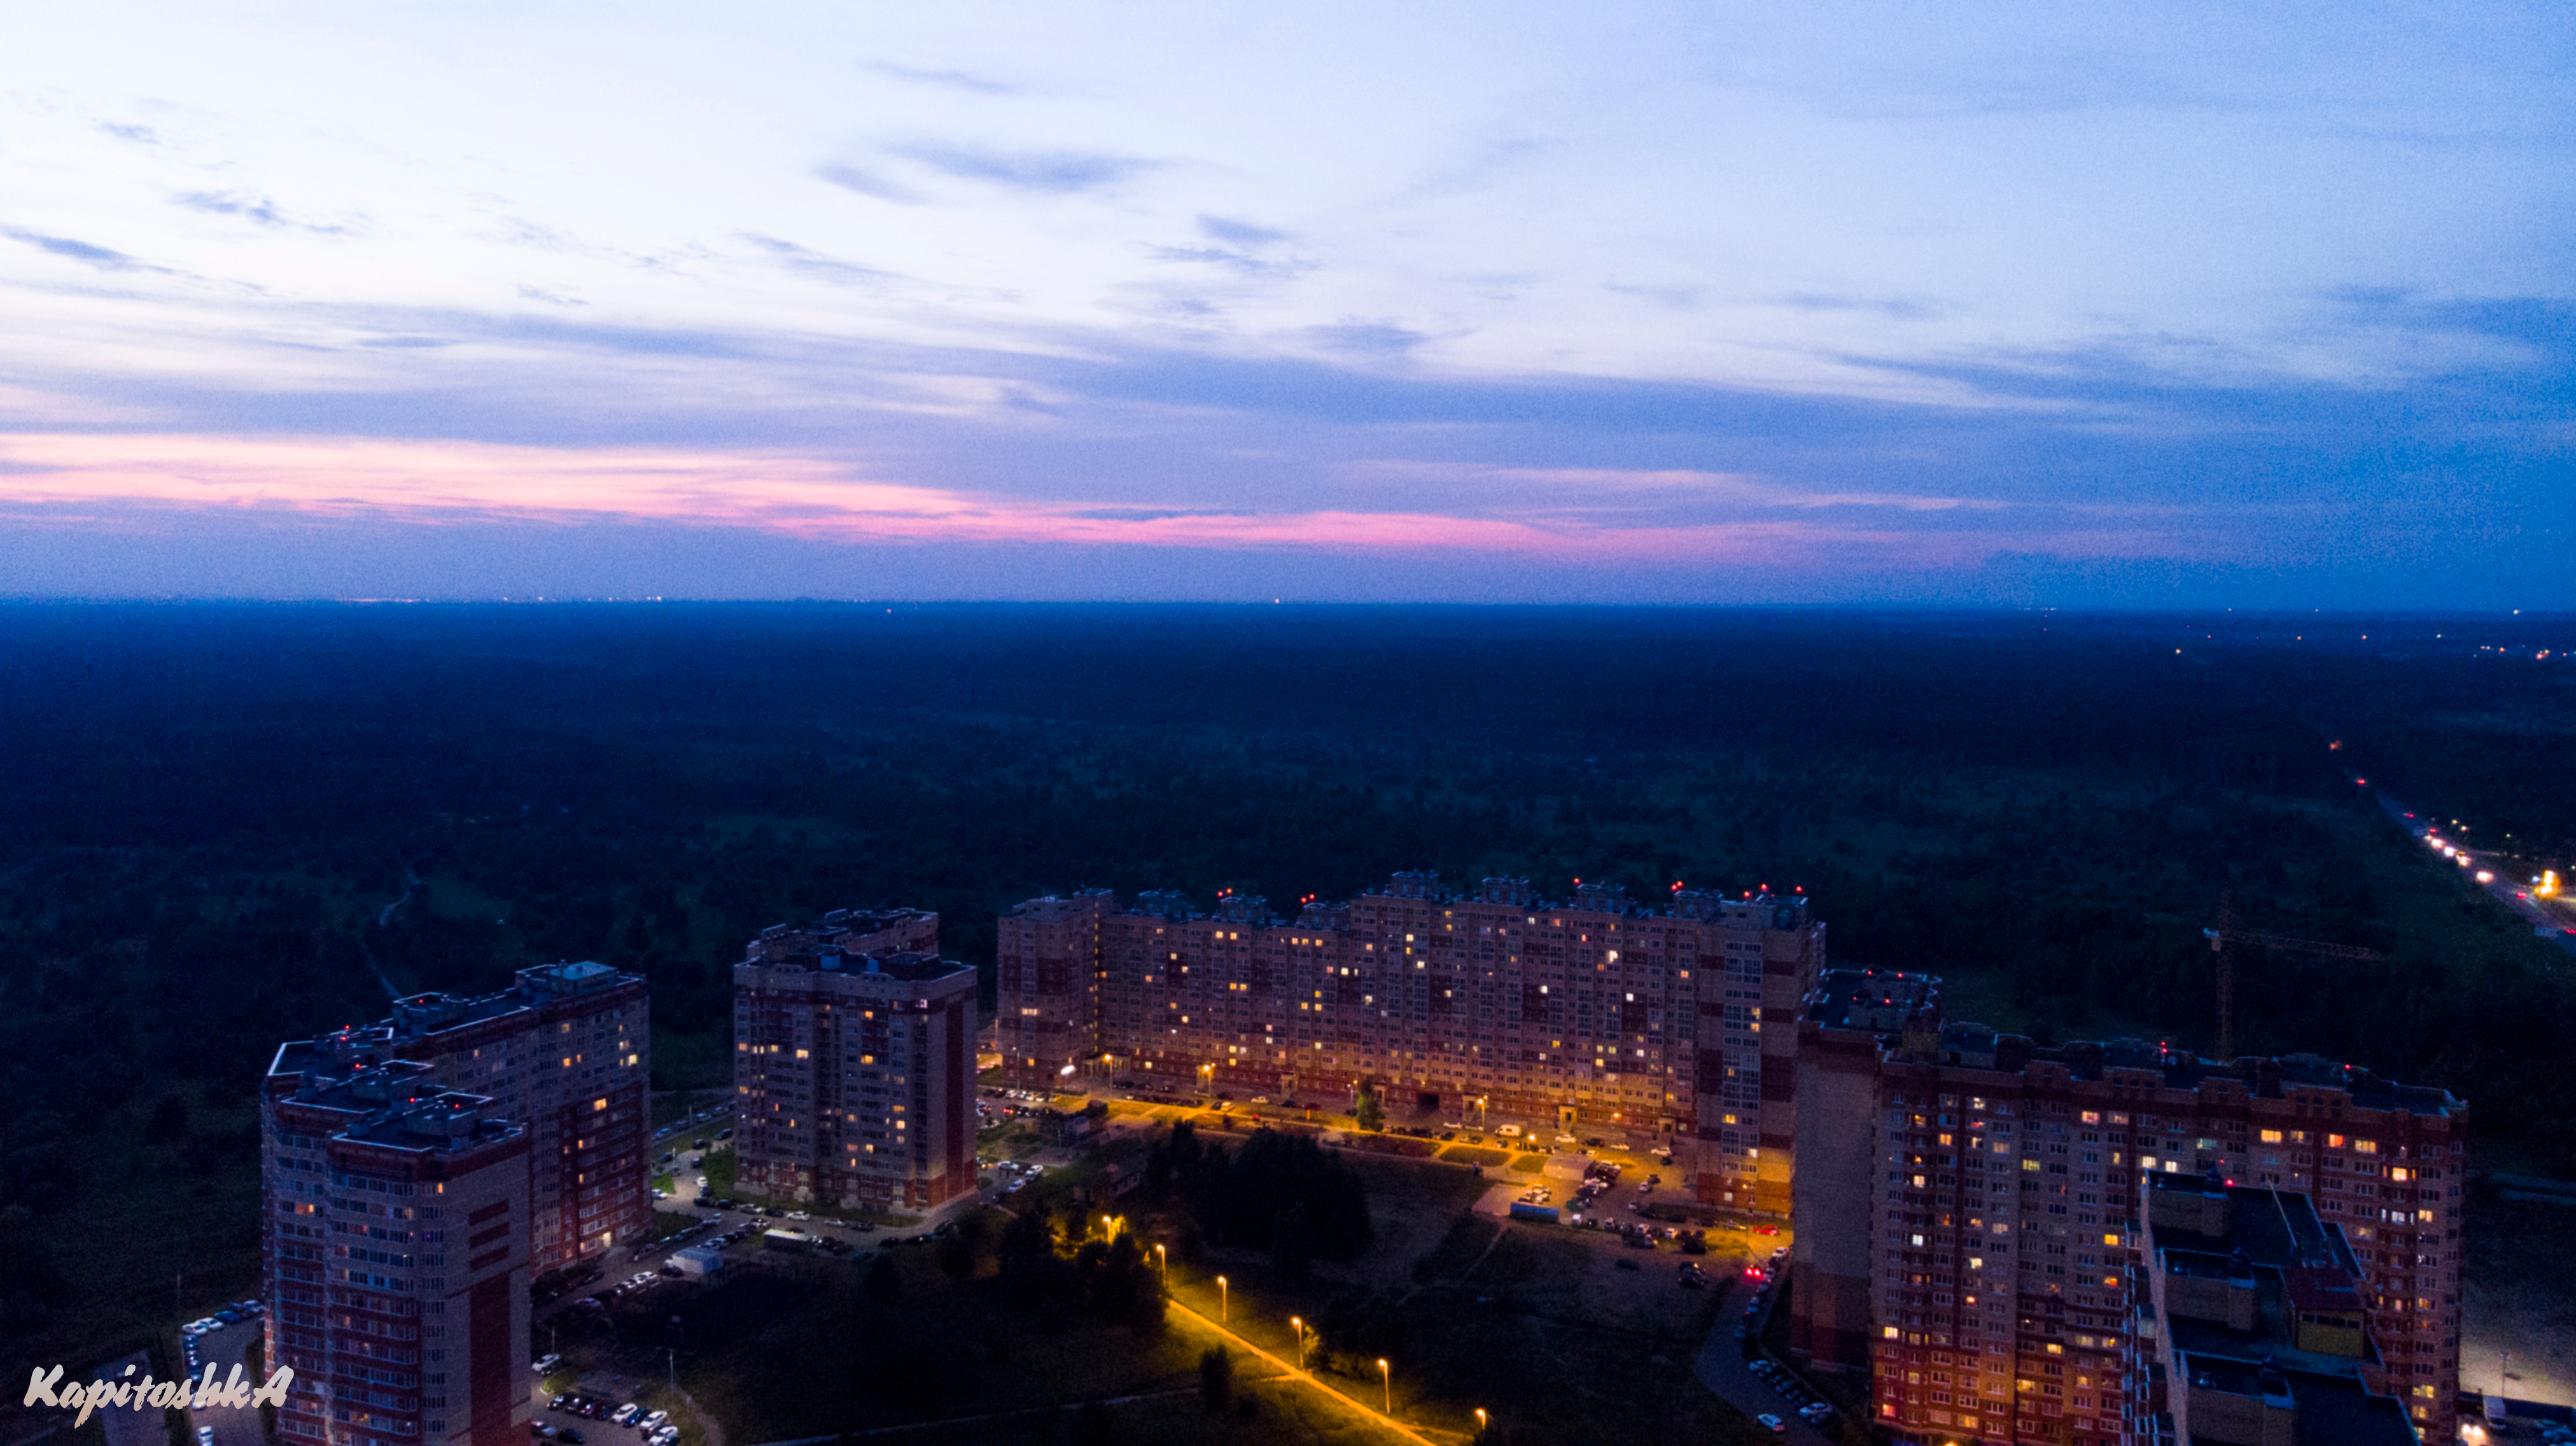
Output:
(2141, 1171), (2418, 1446)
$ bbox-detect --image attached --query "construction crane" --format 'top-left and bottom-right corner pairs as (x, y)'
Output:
(2204, 895), (2388, 1058)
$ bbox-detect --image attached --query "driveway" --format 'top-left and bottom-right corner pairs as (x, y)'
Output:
(95, 1353), (162, 1446)
(185, 1321), (269, 1446)
(1693, 1281), (1837, 1446)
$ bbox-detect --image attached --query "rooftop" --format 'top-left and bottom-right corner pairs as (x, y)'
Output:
(2148, 1181), (2413, 1446)
(382, 959), (643, 1040)
(1049, 878), (1817, 926)
(280, 1060), (523, 1155)
(2148, 1177), (2363, 1278)
(1805, 967), (1942, 1033)
(1918, 1025), (2461, 1116)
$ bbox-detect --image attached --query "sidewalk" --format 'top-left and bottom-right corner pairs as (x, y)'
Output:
(1162, 1296), (1453, 1446)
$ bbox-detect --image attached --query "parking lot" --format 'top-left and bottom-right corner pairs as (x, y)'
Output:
(179, 1302), (269, 1446)
(536, 1390), (685, 1446)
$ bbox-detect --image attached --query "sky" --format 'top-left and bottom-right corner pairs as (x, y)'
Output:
(1, 1), (2570, 604)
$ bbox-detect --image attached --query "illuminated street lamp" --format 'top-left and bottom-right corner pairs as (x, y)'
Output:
(1378, 1358), (1391, 1414)
(1476, 1407), (1488, 1436)
(1291, 1316), (1310, 1369)
(1217, 1275), (1228, 1324)
(1153, 1242), (1166, 1278)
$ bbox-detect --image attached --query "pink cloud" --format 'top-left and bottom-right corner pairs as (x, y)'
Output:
(0, 432), (2179, 568)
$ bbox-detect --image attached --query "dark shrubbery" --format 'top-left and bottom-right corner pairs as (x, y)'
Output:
(1147, 1122), (1373, 1270)
(996, 1209), (1165, 1333)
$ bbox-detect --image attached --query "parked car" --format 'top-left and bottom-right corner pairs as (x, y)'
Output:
(532, 1353), (562, 1373)
(612, 1405), (641, 1426)
(1756, 1414), (1785, 1433)
(640, 1412), (669, 1431)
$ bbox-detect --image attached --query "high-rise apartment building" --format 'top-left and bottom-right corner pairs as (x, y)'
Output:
(1789, 974), (2465, 1445)
(260, 1055), (533, 1446)
(731, 909), (979, 1209)
(997, 874), (1827, 1213)
(263, 961), (650, 1280)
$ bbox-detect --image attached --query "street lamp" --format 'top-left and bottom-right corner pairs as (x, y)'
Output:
(1377, 1358), (1390, 1414)
(1153, 1243), (1166, 1279)
(1217, 1275), (1228, 1324)
(1476, 1407), (1488, 1437)
(1290, 1317), (1308, 1369)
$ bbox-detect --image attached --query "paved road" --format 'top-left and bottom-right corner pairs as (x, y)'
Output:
(2374, 790), (2576, 956)
(186, 1321), (269, 1446)
(1693, 1281), (1836, 1446)
(95, 1353), (163, 1446)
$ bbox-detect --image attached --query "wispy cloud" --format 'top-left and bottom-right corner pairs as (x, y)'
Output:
(1198, 215), (1286, 246)
(3, 228), (151, 272)
(173, 190), (352, 235)
(814, 162), (921, 204)
(739, 234), (895, 287)
(1359, 463), (2013, 515)
(1779, 292), (1935, 321)
(888, 141), (1151, 193)
(95, 120), (160, 146)
(865, 62), (1033, 97)
(1603, 280), (1705, 309)
(1304, 322), (1427, 357)
(0, 432), (2113, 570)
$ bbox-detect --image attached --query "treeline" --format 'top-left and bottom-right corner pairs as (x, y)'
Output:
(994, 1213), (1165, 1332)
(1145, 1123), (1373, 1275)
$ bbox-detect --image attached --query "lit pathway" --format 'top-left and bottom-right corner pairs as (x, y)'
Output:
(1163, 1296), (1457, 1446)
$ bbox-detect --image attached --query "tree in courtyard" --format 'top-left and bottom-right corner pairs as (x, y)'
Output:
(1354, 1083), (1383, 1134)
(1198, 1347), (1233, 1411)
(998, 1208), (1063, 1306)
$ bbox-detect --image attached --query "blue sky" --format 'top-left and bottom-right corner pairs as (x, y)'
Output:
(1, 1), (2569, 603)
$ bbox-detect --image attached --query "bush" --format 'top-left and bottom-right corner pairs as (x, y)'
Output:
(1198, 1347), (1233, 1410)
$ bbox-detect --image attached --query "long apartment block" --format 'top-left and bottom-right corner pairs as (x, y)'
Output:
(1789, 967), (2465, 1445)
(997, 873), (1826, 1213)
(731, 908), (980, 1210)
(260, 1055), (533, 1446)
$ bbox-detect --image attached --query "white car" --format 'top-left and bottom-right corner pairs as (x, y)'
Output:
(531, 1354), (562, 1374)
(196, 1428), (216, 1446)
(640, 1412), (669, 1431)
(650, 1431), (679, 1446)
(612, 1406), (641, 1426)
